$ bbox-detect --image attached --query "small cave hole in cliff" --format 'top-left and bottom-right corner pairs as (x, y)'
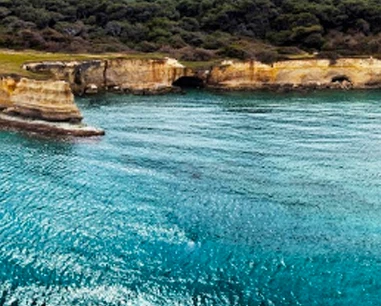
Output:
(173, 77), (204, 88)
(331, 75), (351, 84)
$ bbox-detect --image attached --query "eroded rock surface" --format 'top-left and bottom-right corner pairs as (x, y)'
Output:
(208, 58), (381, 90)
(10, 78), (82, 122)
(22, 56), (381, 94)
(105, 58), (185, 92)
(0, 77), (103, 136)
(23, 60), (106, 95)
(0, 77), (18, 109)
(23, 58), (188, 95)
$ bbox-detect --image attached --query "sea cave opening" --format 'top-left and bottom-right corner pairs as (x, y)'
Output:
(173, 76), (204, 88)
(331, 75), (351, 84)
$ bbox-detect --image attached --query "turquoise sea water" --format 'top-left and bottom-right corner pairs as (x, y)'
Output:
(1, 90), (381, 305)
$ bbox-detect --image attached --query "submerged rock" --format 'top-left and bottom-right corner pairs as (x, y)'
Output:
(0, 112), (105, 137)
(124, 85), (183, 95)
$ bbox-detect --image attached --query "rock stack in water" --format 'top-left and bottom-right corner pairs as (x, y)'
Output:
(10, 78), (82, 122)
(0, 77), (104, 136)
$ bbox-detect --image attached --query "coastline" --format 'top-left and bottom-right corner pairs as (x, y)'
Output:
(20, 56), (381, 95)
(2, 51), (381, 136)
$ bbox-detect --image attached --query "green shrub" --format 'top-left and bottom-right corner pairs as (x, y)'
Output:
(0, 0), (380, 57)
(136, 41), (159, 52)
(179, 47), (214, 61)
(255, 50), (280, 64)
(304, 33), (325, 49)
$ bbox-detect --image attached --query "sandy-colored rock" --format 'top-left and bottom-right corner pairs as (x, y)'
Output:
(23, 60), (106, 94)
(10, 78), (82, 122)
(23, 58), (188, 94)
(105, 58), (186, 92)
(23, 56), (381, 92)
(0, 77), (17, 109)
(85, 83), (98, 94)
(208, 58), (381, 90)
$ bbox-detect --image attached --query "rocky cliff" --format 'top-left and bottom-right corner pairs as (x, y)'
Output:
(105, 58), (186, 93)
(0, 77), (18, 109)
(23, 58), (188, 95)
(23, 56), (381, 94)
(0, 77), (103, 136)
(9, 78), (82, 122)
(208, 58), (381, 90)
(4, 56), (381, 136)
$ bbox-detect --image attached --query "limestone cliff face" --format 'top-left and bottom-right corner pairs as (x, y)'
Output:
(208, 58), (381, 89)
(10, 78), (82, 122)
(23, 60), (106, 94)
(23, 58), (187, 94)
(105, 58), (186, 91)
(0, 77), (17, 109)
(23, 56), (381, 92)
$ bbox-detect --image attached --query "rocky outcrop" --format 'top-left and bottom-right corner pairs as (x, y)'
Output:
(105, 58), (185, 92)
(24, 56), (381, 94)
(23, 60), (106, 95)
(208, 58), (381, 90)
(0, 77), (18, 109)
(9, 78), (82, 122)
(23, 57), (188, 95)
(0, 112), (104, 137)
(9, 55), (381, 136)
(0, 77), (104, 136)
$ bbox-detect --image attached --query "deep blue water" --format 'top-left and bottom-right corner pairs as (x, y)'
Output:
(1, 90), (381, 305)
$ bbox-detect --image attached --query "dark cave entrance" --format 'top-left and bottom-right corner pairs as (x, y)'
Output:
(173, 76), (204, 88)
(331, 75), (351, 83)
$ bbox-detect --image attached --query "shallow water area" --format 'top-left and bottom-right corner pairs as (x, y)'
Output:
(1, 90), (381, 305)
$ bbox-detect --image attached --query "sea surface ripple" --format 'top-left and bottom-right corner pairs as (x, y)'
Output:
(1, 90), (381, 305)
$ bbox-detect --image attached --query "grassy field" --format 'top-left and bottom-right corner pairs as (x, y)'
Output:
(0, 48), (351, 79)
(0, 49), (226, 79)
(0, 49), (168, 78)
(0, 50), (97, 77)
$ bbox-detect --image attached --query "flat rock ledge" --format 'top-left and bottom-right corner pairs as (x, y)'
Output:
(0, 113), (105, 137)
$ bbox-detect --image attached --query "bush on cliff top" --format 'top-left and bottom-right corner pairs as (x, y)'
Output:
(1, 0), (381, 60)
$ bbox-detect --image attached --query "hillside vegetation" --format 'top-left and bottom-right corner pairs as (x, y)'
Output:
(0, 0), (380, 61)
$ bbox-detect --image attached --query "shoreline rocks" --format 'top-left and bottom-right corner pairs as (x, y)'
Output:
(208, 58), (381, 90)
(23, 57), (189, 95)
(22, 56), (381, 94)
(4, 56), (381, 137)
(10, 78), (82, 122)
(0, 113), (104, 137)
(0, 77), (17, 109)
(0, 77), (104, 137)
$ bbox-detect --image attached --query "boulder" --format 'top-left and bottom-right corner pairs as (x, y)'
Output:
(85, 83), (98, 94)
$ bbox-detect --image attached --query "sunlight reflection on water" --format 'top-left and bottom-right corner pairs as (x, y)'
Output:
(1, 90), (381, 305)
